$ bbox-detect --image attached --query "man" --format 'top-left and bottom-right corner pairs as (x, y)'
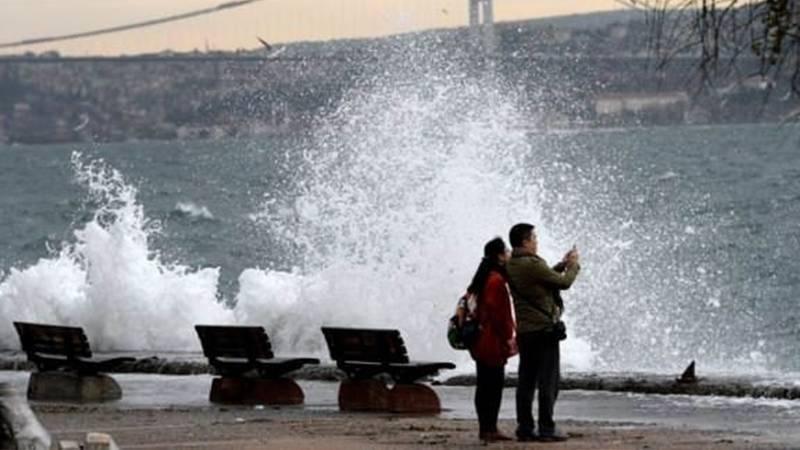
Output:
(506, 223), (580, 442)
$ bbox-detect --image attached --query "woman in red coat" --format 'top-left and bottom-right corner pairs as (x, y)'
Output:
(468, 237), (516, 442)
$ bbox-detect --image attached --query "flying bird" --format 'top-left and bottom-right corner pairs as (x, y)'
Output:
(73, 113), (90, 132)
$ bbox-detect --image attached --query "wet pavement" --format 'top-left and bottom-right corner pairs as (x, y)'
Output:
(2, 371), (799, 445)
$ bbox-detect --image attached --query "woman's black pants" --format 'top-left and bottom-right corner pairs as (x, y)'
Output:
(474, 361), (505, 433)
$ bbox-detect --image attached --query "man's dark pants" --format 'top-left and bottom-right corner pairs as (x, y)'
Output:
(515, 330), (560, 435)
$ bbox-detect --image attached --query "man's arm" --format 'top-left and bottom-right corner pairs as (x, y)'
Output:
(529, 258), (579, 290)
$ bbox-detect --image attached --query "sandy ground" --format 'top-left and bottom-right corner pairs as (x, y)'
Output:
(35, 404), (793, 450)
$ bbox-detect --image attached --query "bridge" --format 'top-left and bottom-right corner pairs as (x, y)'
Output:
(0, 1), (497, 56)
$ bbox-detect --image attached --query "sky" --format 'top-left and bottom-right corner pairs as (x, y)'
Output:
(0, 0), (626, 56)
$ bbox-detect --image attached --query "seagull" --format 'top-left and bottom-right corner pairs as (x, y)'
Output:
(256, 36), (272, 52)
(73, 113), (90, 132)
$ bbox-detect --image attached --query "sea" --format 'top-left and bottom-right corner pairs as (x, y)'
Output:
(1, 70), (799, 378)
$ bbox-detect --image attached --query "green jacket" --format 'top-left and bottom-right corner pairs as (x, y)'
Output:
(507, 251), (580, 334)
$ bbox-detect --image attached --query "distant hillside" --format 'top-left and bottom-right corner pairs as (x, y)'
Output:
(0, 8), (796, 145)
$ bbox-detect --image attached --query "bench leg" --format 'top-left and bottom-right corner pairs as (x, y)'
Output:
(388, 383), (441, 414)
(209, 377), (304, 405)
(337, 379), (390, 411)
(27, 372), (122, 403)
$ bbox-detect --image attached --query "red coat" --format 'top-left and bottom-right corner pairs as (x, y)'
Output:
(470, 270), (516, 367)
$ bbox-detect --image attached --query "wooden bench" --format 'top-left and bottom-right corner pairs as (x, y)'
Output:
(13, 322), (134, 402)
(195, 325), (319, 404)
(321, 327), (455, 413)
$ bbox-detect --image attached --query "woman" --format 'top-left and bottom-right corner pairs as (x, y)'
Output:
(468, 237), (516, 442)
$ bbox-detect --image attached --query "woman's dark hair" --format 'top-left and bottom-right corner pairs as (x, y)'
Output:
(467, 237), (508, 295)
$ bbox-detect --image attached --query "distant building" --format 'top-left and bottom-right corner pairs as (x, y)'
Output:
(469, 0), (495, 53)
(553, 28), (572, 44)
(594, 92), (690, 125)
(595, 92), (689, 115)
(609, 24), (628, 40)
(12, 102), (32, 119)
(717, 75), (776, 96)
(468, 0), (493, 26)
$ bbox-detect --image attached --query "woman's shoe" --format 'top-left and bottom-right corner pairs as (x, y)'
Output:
(515, 429), (538, 442)
(480, 431), (513, 442)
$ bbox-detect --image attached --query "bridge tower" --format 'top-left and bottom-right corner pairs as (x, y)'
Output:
(468, 0), (495, 54)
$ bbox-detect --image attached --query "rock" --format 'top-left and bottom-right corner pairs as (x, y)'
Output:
(677, 361), (697, 383)
(57, 441), (81, 450)
(27, 372), (122, 403)
(442, 372), (800, 400)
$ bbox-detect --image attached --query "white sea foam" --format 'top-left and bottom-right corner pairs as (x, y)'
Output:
(173, 202), (215, 220)
(655, 170), (680, 181)
(0, 48), (770, 376)
(0, 154), (233, 351)
(236, 53), (761, 374)
(237, 56), (601, 371)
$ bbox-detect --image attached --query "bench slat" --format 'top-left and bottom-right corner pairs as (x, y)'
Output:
(195, 325), (318, 378)
(195, 325), (273, 360)
(13, 322), (133, 373)
(321, 327), (454, 382)
(321, 327), (410, 364)
(14, 322), (92, 358)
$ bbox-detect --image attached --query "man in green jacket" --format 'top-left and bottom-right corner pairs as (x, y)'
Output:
(507, 223), (579, 442)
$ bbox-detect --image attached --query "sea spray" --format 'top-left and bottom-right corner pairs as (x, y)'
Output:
(0, 153), (232, 351)
(240, 53), (769, 373)
(0, 54), (784, 375)
(243, 55), (599, 370)
(172, 202), (215, 221)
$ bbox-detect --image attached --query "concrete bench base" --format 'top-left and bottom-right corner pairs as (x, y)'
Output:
(338, 379), (390, 411)
(387, 383), (441, 413)
(27, 372), (122, 403)
(209, 377), (304, 405)
(337, 379), (441, 413)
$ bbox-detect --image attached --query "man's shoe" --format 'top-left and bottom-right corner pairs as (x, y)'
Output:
(515, 429), (538, 442)
(537, 429), (569, 442)
(479, 431), (513, 442)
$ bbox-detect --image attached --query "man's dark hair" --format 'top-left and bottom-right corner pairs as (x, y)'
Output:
(509, 223), (535, 248)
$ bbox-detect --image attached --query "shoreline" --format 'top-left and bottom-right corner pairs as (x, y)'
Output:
(2, 353), (798, 400)
(4, 372), (800, 448)
(0, 121), (796, 148)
